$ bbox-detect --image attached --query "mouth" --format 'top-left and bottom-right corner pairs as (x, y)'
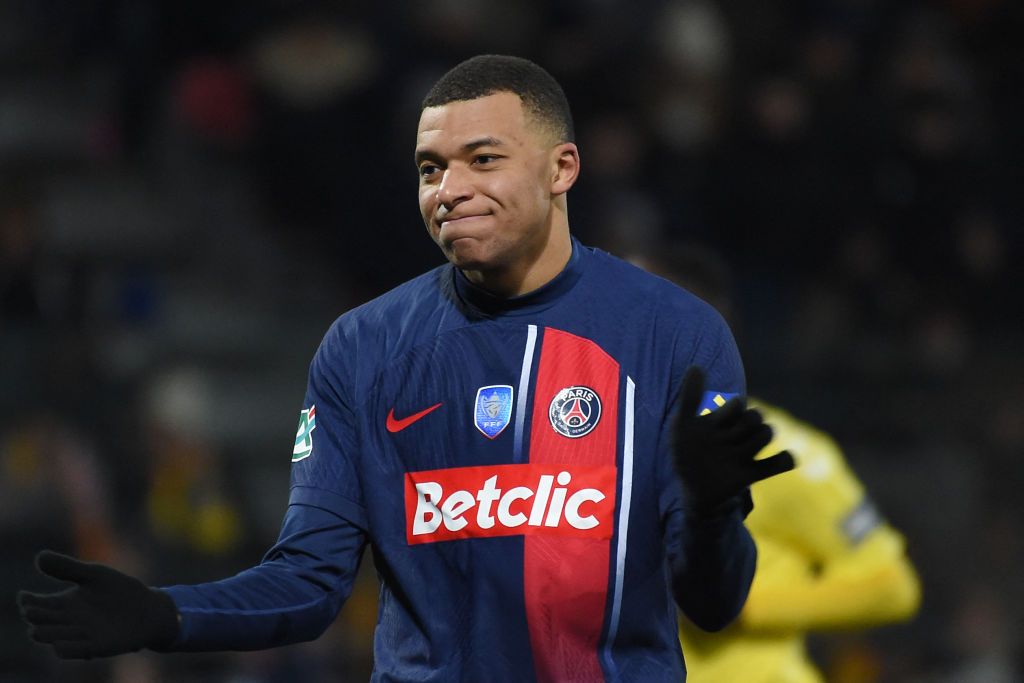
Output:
(436, 213), (492, 245)
(439, 213), (490, 231)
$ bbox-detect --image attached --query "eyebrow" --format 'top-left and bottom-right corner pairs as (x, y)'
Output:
(415, 136), (506, 164)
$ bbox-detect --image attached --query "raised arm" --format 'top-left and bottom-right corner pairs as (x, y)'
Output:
(666, 367), (794, 631)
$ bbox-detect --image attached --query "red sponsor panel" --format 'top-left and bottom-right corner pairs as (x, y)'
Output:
(404, 463), (616, 545)
(525, 328), (620, 683)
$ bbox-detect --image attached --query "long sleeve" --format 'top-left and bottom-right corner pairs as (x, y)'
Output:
(660, 302), (755, 631)
(666, 495), (757, 632)
(160, 503), (367, 651)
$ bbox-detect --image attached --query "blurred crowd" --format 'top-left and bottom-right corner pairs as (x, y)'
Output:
(1, 1), (1021, 681)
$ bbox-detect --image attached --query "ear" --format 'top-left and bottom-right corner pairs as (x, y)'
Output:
(550, 143), (580, 196)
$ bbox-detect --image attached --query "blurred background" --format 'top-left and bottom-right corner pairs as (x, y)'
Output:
(1, 1), (1021, 681)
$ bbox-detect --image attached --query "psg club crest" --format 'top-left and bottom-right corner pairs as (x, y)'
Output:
(474, 385), (513, 439)
(292, 405), (316, 462)
(548, 386), (602, 438)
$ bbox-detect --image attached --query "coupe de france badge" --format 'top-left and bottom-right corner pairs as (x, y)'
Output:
(292, 406), (317, 462)
(474, 385), (513, 439)
(698, 391), (738, 415)
(549, 385), (602, 438)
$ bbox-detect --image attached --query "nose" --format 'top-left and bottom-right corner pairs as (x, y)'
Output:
(436, 165), (473, 212)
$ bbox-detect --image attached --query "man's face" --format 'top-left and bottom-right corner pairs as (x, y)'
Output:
(416, 92), (561, 276)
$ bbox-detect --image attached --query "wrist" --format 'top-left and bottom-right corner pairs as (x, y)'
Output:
(145, 589), (181, 651)
(683, 489), (751, 522)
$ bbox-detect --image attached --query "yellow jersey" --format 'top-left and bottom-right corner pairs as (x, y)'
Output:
(679, 400), (921, 683)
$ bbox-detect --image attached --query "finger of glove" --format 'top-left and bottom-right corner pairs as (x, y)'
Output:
(731, 423), (774, 460)
(678, 367), (706, 417)
(706, 395), (746, 428)
(748, 450), (796, 484)
(721, 409), (767, 442)
(28, 624), (88, 644)
(36, 551), (102, 585)
(53, 639), (100, 660)
(16, 589), (76, 613)
(735, 407), (765, 431)
(19, 603), (72, 626)
(16, 590), (45, 613)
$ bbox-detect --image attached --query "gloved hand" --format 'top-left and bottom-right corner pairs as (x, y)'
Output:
(673, 367), (795, 514)
(17, 550), (180, 659)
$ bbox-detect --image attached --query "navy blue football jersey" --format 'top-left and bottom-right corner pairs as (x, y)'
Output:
(164, 239), (755, 682)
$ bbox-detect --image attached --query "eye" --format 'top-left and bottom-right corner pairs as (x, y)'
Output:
(473, 154), (499, 165)
(419, 163), (440, 178)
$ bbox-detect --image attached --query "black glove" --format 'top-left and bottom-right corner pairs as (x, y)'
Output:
(17, 550), (180, 659)
(673, 367), (795, 514)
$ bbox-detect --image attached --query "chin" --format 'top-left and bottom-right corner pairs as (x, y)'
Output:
(445, 252), (489, 271)
(443, 237), (489, 267)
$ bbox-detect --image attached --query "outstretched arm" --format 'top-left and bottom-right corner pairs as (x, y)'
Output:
(18, 551), (180, 659)
(163, 502), (366, 651)
(20, 502), (366, 658)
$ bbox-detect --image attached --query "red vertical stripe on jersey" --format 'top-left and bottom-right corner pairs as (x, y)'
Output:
(524, 327), (619, 683)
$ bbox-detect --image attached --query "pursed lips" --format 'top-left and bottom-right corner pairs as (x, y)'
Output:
(438, 213), (490, 231)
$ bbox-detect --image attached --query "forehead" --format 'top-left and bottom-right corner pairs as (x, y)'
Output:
(416, 92), (540, 153)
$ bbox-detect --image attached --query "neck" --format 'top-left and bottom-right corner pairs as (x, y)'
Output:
(462, 225), (572, 298)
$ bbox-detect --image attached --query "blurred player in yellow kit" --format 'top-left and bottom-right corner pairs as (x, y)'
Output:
(679, 399), (921, 682)
(632, 245), (921, 683)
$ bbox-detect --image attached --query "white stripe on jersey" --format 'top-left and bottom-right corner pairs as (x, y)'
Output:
(513, 324), (538, 462)
(603, 376), (635, 673)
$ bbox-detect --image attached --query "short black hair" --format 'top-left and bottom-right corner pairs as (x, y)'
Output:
(422, 54), (575, 143)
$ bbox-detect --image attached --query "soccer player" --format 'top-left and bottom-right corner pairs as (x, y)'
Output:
(634, 245), (921, 683)
(18, 55), (793, 682)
